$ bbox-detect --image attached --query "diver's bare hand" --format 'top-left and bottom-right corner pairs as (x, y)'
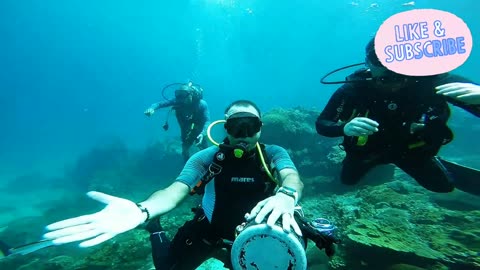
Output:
(344, 117), (379, 136)
(245, 193), (302, 236)
(43, 191), (146, 248)
(436, 83), (480, 105)
(144, 108), (155, 116)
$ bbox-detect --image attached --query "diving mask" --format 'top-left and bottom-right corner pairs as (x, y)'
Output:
(225, 114), (262, 138)
(175, 89), (191, 99)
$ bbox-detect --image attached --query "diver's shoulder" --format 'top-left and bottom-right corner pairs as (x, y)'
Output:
(199, 99), (208, 106)
(334, 81), (362, 96)
(263, 144), (288, 154)
(203, 145), (219, 154)
(190, 145), (218, 161)
(433, 72), (475, 85)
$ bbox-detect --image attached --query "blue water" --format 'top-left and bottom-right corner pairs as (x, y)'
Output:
(0, 1), (479, 269)
(0, 0), (478, 175)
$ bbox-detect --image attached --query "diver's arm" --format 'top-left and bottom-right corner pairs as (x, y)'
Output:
(138, 182), (190, 219)
(278, 168), (304, 203)
(268, 145), (304, 202)
(247, 147), (304, 235)
(316, 118), (346, 137)
(149, 99), (176, 111)
(316, 88), (350, 137)
(139, 147), (215, 219)
(199, 100), (211, 133)
(446, 97), (480, 117)
(435, 74), (480, 117)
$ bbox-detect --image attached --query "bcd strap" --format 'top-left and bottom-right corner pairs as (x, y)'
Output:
(189, 143), (274, 195)
(190, 162), (222, 195)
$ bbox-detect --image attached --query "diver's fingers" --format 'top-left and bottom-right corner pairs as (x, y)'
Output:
(438, 89), (470, 96)
(45, 214), (96, 231)
(51, 229), (102, 245)
(254, 200), (274, 224)
(355, 117), (379, 127)
(457, 92), (480, 99)
(79, 233), (115, 248)
(352, 126), (372, 135)
(246, 198), (269, 220)
(43, 223), (96, 239)
(291, 218), (303, 236)
(281, 212), (292, 233)
(435, 82), (465, 92)
(266, 207), (282, 227)
(353, 122), (377, 132)
(86, 191), (120, 205)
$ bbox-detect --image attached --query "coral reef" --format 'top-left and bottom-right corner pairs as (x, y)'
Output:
(321, 182), (479, 269)
(261, 107), (344, 178)
(1, 107), (479, 270)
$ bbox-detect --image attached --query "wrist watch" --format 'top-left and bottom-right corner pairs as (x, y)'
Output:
(276, 186), (299, 205)
(136, 203), (150, 223)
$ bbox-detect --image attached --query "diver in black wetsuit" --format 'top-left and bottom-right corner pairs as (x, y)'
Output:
(316, 37), (480, 195)
(145, 82), (210, 163)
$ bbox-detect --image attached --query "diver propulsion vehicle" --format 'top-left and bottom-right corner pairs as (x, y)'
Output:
(230, 208), (339, 270)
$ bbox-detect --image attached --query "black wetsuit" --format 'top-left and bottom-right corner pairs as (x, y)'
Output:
(150, 98), (210, 162)
(316, 69), (480, 193)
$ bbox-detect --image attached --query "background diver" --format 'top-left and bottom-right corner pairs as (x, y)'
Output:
(144, 82), (210, 162)
(316, 36), (480, 196)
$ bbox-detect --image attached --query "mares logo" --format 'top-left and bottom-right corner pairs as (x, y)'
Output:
(231, 177), (255, 183)
(375, 9), (473, 76)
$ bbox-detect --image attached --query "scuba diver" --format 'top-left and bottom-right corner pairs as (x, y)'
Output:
(41, 100), (338, 270)
(144, 82), (210, 163)
(316, 36), (480, 195)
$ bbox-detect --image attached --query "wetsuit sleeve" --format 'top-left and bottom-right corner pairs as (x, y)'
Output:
(175, 146), (217, 189)
(315, 86), (351, 137)
(435, 73), (480, 117)
(265, 145), (297, 171)
(149, 99), (175, 111)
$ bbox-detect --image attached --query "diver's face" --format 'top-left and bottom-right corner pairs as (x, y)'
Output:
(175, 90), (193, 105)
(224, 105), (262, 150)
(366, 59), (406, 91)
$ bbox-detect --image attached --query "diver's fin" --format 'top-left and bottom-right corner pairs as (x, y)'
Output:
(437, 157), (480, 196)
(0, 239), (54, 258)
(0, 240), (12, 258)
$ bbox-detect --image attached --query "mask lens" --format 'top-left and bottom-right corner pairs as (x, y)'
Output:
(175, 90), (189, 99)
(366, 49), (382, 67)
(375, 73), (405, 84)
(225, 117), (262, 138)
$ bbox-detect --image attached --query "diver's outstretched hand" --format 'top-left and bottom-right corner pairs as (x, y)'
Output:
(144, 108), (155, 116)
(436, 82), (480, 105)
(43, 191), (146, 248)
(344, 117), (379, 136)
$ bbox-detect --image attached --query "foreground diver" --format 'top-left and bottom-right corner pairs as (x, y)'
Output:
(43, 100), (338, 270)
(144, 82), (210, 162)
(316, 37), (480, 195)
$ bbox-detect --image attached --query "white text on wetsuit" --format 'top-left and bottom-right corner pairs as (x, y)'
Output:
(231, 177), (255, 183)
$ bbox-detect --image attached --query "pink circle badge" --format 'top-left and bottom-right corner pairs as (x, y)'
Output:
(375, 9), (473, 76)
